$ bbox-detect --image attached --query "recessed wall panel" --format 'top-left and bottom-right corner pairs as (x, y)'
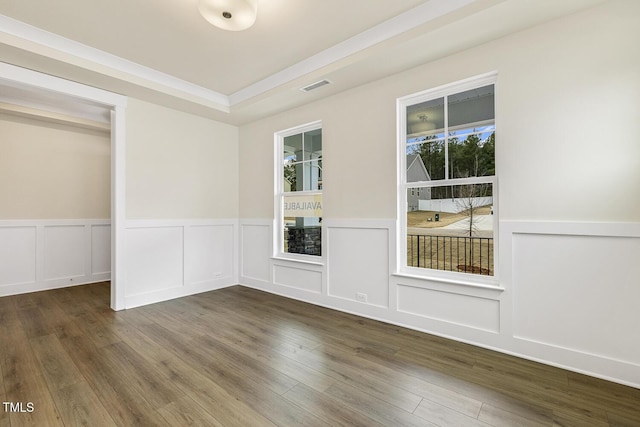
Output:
(397, 284), (500, 333)
(328, 227), (389, 307)
(513, 233), (640, 365)
(241, 224), (271, 282)
(126, 227), (183, 296)
(274, 264), (322, 293)
(186, 224), (234, 284)
(44, 225), (85, 280)
(91, 224), (111, 275)
(0, 226), (36, 286)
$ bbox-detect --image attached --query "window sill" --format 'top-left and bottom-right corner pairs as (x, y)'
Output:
(271, 256), (324, 267)
(392, 272), (504, 292)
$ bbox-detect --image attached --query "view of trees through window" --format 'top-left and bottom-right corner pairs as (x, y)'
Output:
(409, 130), (495, 180)
(402, 79), (496, 277)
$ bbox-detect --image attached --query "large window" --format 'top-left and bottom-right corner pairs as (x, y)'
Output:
(276, 122), (322, 258)
(399, 73), (497, 282)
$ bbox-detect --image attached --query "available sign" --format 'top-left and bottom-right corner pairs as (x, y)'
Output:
(284, 194), (322, 217)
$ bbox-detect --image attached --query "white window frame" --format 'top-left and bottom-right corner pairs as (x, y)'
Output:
(274, 120), (323, 263)
(397, 72), (499, 286)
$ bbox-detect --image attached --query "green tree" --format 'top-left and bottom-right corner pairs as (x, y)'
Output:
(463, 133), (481, 176)
(284, 162), (296, 190)
(413, 129), (494, 184)
(417, 136), (445, 180)
(450, 130), (495, 178)
(478, 131), (495, 176)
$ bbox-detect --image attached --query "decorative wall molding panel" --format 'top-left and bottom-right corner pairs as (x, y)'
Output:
(396, 283), (500, 333)
(124, 219), (238, 308)
(44, 225), (86, 281)
(326, 222), (392, 309)
(0, 219), (110, 297)
(239, 220), (272, 283)
(500, 220), (640, 387)
(273, 263), (322, 294)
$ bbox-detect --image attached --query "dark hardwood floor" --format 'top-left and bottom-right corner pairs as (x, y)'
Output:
(0, 282), (638, 426)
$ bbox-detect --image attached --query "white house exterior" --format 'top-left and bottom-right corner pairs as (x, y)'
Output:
(406, 154), (431, 211)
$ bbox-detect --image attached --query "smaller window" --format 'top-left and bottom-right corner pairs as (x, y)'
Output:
(276, 122), (323, 259)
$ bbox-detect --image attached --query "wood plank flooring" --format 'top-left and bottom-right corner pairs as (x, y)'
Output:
(0, 282), (638, 426)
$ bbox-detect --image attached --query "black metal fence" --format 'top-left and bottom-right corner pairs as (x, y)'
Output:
(407, 234), (493, 275)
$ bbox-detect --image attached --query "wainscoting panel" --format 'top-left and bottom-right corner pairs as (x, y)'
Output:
(126, 226), (184, 297)
(273, 263), (322, 294)
(185, 224), (235, 285)
(91, 224), (111, 275)
(44, 225), (85, 281)
(327, 222), (391, 308)
(124, 219), (237, 309)
(511, 231), (640, 366)
(0, 220), (110, 297)
(0, 226), (36, 287)
(502, 221), (640, 387)
(240, 221), (271, 283)
(396, 283), (500, 333)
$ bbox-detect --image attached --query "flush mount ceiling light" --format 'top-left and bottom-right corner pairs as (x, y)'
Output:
(198, 0), (258, 31)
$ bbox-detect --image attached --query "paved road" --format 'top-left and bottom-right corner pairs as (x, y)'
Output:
(443, 214), (493, 231)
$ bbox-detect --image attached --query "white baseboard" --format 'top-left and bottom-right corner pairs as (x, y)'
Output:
(125, 277), (236, 309)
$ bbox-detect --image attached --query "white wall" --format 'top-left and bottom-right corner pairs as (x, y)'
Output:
(238, 0), (640, 388)
(123, 99), (240, 307)
(126, 98), (239, 219)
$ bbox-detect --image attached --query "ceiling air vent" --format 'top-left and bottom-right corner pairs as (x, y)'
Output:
(300, 79), (331, 92)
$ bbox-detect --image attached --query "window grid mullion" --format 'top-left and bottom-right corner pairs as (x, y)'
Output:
(444, 94), (449, 180)
(301, 131), (306, 190)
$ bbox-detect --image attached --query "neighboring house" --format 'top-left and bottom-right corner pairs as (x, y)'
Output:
(406, 154), (431, 211)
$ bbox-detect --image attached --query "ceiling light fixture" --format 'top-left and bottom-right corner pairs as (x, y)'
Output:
(198, 0), (258, 31)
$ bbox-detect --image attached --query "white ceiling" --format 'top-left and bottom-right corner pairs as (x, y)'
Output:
(0, 0), (607, 125)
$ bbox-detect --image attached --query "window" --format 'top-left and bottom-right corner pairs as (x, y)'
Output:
(276, 122), (322, 258)
(399, 73), (497, 282)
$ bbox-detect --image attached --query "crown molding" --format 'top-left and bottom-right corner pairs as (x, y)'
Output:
(0, 61), (126, 107)
(0, 102), (110, 132)
(0, 0), (479, 114)
(0, 14), (230, 112)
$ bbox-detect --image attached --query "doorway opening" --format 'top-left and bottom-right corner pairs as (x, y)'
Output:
(0, 63), (126, 310)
